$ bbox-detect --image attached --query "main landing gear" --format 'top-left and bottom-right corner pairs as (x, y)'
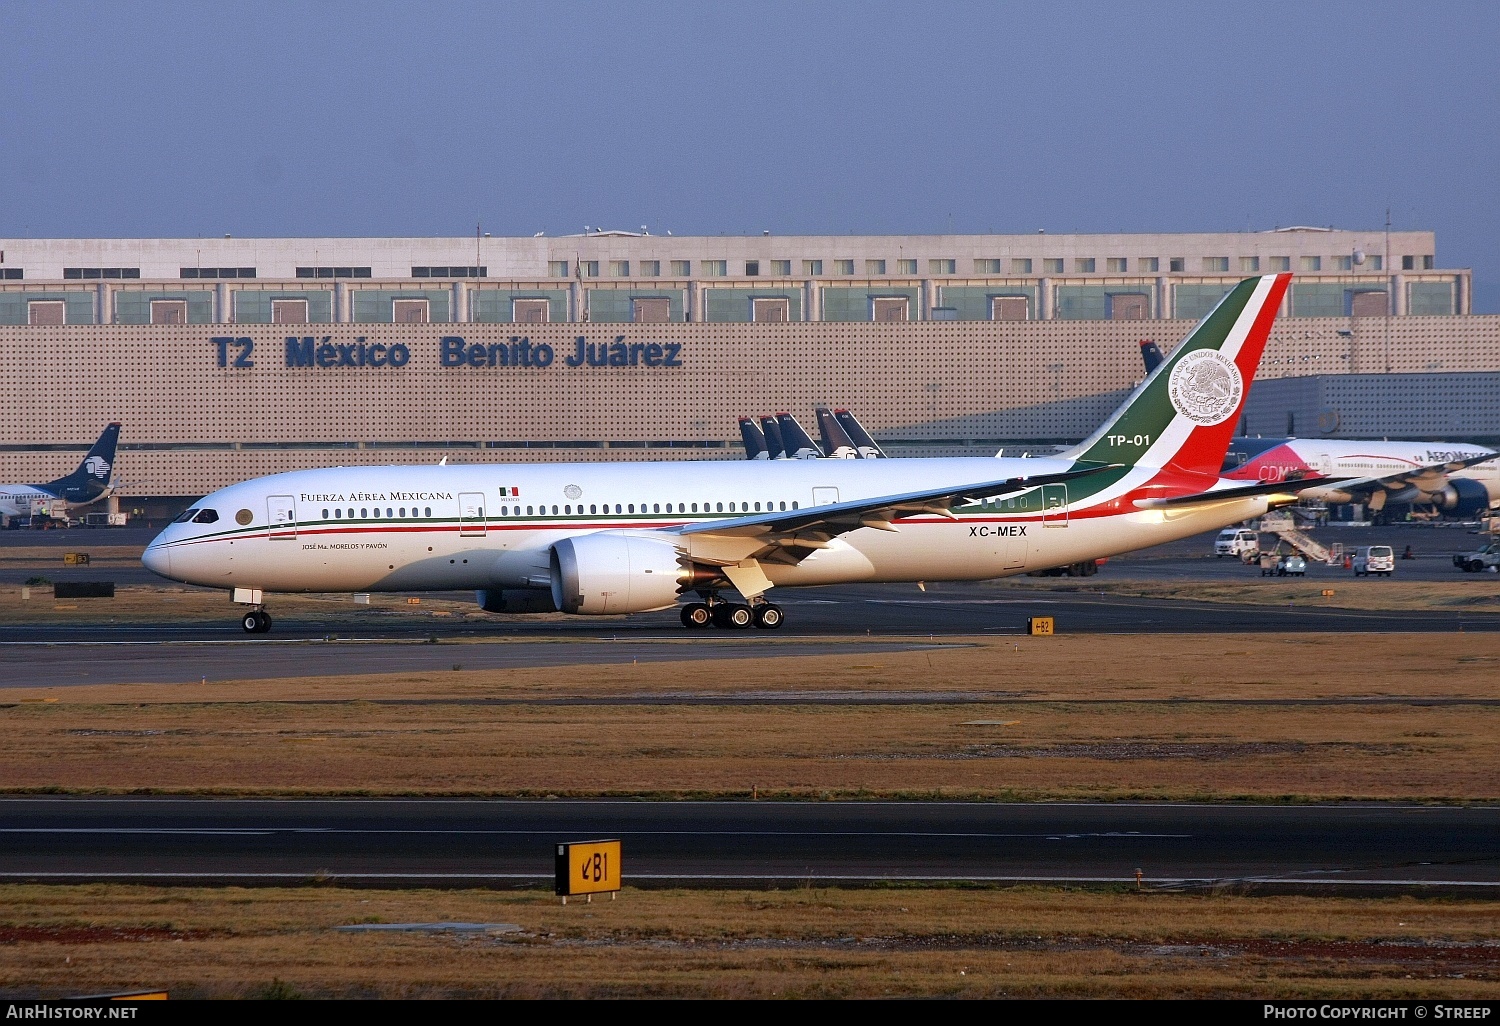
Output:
(240, 608), (272, 634)
(680, 598), (784, 630)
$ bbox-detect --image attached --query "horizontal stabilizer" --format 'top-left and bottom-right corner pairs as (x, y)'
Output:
(1134, 476), (1353, 509)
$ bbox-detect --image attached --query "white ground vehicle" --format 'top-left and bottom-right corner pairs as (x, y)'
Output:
(1215, 528), (1260, 560)
(1353, 545), (1395, 577)
(1453, 541), (1500, 572)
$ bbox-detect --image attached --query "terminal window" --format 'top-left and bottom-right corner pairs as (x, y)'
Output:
(1240, 256), (1260, 272)
(772, 259), (791, 276)
(150, 299), (187, 325)
(1011, 258), (1033, 274)
(897, 259), (916, 275)
(271, 299), (309, 324)
(609, 261), (630, 277)
(671, 260), (691, 276)
(1270, 256), (1290, 271)
(835, 259), (855, 275)
(412, 266), (486, 278)
(181, 267), (256, 278)
(704, 260), (727, 276)
(1138, 257), (1158, 272)
(640, 260), (660, 277)
(296, 267), (371, 278)
(64, 267), (139, 279)
(1300, 256), (1322, 271)
(548, 260), (570, 277)
(1168, 257), (1185, 272)
(865, 259), (886, 275)
(744, 261), (759, 276)
(1075, 258), (1096, 273)
(974, 259), (1002, 274)
(752, 297), (790, 322)
(27, 300), (65, 326)
(802, 259), (822, 276)
(632, 298), (670, 323)
(1043, 258), (1064, 274)
(928, 258), (955, 275)
(1, 268), (22, 279)
(990, 296), (1028, 321)
(581, 261), (600, 278)
(514, 298), (550, 323)
(393, 299), (429, 323)
(1333, 256), (1353, 271)
(1107, 258), (1127, 273)
(1203, 257), (1229, 272)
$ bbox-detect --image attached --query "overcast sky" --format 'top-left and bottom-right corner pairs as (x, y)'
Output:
(4, 2), (1497, 309)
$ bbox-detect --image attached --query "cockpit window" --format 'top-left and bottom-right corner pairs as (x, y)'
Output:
(174, 508), (200, 523)
(192, 508), (220, 524)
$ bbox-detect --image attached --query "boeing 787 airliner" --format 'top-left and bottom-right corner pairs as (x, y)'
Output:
(144, 275), (1329, 633)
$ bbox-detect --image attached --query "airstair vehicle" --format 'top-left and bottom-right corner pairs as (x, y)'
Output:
(1258, 511), (1337, 565)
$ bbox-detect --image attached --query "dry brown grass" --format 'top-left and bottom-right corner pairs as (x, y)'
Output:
(1013, 575), (1500, 613)
(3, 635), (1499, 800)
(1, 884), (1496, 998)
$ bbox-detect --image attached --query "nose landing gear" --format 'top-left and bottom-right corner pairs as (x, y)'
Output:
(240, 609), (272, 634)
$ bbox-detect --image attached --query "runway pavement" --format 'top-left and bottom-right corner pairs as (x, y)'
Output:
(1, 798), (1495, 891)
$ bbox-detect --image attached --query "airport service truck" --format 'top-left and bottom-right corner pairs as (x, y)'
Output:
(1454, 541), (1500, 572)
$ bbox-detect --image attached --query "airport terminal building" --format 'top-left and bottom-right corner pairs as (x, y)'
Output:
(0, 228), (1494, 512)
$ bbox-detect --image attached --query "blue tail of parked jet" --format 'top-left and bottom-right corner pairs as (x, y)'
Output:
(40, 423), (121, 503)
(739, 417), (771, 460)
(775, 412), (824, 459)
(759, 416), (788, 460)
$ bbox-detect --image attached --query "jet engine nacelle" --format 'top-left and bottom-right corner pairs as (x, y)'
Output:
(476, 589), (559, 614)
(1429, 478), (1494, 518)
(549, 533), (686, 614)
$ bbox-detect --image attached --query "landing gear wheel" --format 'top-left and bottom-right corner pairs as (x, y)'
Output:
(680, 602), (712, 628)
(753, 603), (784, 630)
(241, 610), (271, 634)
(711, 603), (754, 629)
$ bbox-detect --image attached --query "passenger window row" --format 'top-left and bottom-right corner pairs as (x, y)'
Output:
(320, 506), (433, 520)
(495, 500), (800, 517)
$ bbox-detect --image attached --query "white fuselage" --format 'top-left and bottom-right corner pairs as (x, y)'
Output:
(0, 485), (64, 519)
(143, 457), (1273, 598)
(1233, 439), (1500, 506)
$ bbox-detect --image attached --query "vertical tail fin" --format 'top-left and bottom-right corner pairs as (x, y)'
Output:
(775, 412), (824, 459)
(758, 416), (787, 459)
(739, 417), (770, 460)
(42, 423), (121, 502)
(1065, 274), (1290, 476)
(834, 409), (886, 459)
(815, 407), (859, 458)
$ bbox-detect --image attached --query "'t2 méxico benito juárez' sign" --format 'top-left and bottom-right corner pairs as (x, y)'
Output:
(210, 336), (685, 371)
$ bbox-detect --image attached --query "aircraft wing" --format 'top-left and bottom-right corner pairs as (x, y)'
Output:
(1134, 476), (1355, 509)
(669, 463), (1119, 566)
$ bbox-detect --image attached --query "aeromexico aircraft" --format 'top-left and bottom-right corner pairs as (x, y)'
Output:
(0, 424), (121, 520)
(1138, 340), (1500, 516)
(145, 274), (1329, 634)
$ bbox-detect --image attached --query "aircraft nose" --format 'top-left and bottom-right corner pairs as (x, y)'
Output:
(141, 541), (172, 579)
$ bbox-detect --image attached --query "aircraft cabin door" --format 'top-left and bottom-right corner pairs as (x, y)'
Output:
(1042, 483), (1069, 527)
(812, 487), (840, 507)
(458, 492), (487, 537)
(267, 495), (297, 539)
